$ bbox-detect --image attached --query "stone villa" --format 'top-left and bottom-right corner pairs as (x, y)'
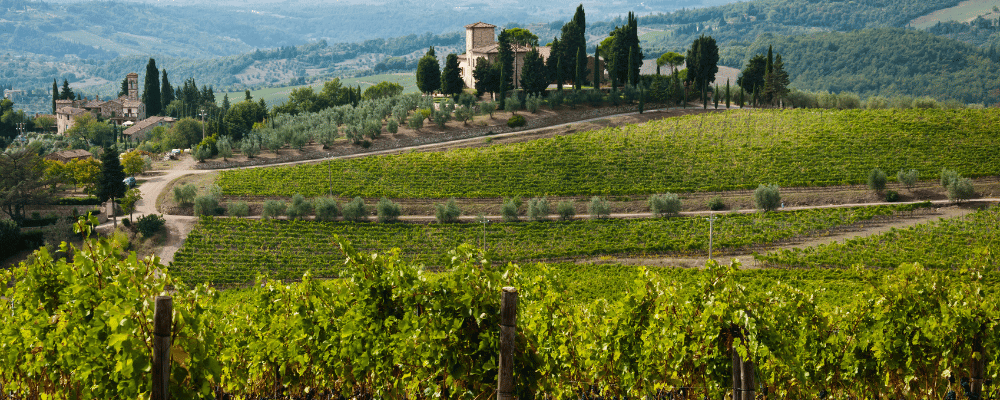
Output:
(56, 72), (146, 135)
(456, 22), (552, 90)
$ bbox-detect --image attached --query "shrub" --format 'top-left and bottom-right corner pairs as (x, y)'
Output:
(648, 193), (682, 216)
(940, 168), (960, 189)
(193, 194), (220, 217)
(435, 197), (462, 223)
(0, 219), (22, 259)
(173, 183), (197, 204)
(947, 177), (975, 202)
(525, 94), (541, 113)
(588, 196), (610, 219)
(753, 184), (781, 212)
(885, 190), (900, 202)
(407, 115), (424, 130)
(897, 169), (918, 188)
(432, 110), (450, 128)
(453, 106), (474, 125)
(913, 96), (940, 109)
(343, 197), (368, 222)
(376, 197), (401, 223)
(556, 200), (575, 221)
(135, 214), (166, 238)
(548, 91), (563, 109)
(227, 201), (249, 217)
(708, 196), (725, 211)
(527, 197), (549, 221)
(507, 114), (526, 128)
(262, 200), (287, 219)
(867, 168), (887, 192)
(314, 197), (341, 221)
(386, 118), (398, 134)
(287, 193), (314, 220)
(193, 144), (212, 162)
(501, 197), (520, 222)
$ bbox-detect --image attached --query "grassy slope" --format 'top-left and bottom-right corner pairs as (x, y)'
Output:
(218, 109), (1000, 198)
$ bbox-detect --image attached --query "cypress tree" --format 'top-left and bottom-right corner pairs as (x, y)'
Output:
(161, 70), (175, 109)
(575, 48), (582, 90)
(714, 83), (719, 108)
(702, 84), (707, 109)
(593, 45), (600, 91)
(726, 79), (731, 108)
(556, 57), (563, 92)
(96, 146), (127, 227)
(498, 67), (507, 110)
(60, 80), (74, 101)
(51, 79), (57, 113)
(627, 46), (635, 86)
(416, 46), (441, 96)
(441, 53), (464, 98)
(142, 58), (161, 116)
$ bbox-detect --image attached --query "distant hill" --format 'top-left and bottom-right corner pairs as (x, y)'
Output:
(741, 28), (1000, 105)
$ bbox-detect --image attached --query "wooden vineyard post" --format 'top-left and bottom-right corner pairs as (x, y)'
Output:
(741, 357), (756, 400)
(152, 296), (172, 400)
(972, 330), (985, 399)
(731, 324), (742, 400)
(498, 287), (518, 400)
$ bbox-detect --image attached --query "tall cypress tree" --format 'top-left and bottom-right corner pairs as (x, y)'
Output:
(51, 79), (57, 113)
(593, 44), (600, 91)
(627, 47), (635, 87)
(559, 5), (588, 86)
(575, 48), (583, 90)
(96, 146), (126, 227)
(497, 30), (514, 91)
(686, 35), (719, 100)
(726, 79), (731, 108)
(161, 70), (175, 109)
(441, 53), (464, 98)
(548, 37), (562, 90)
(142, 58), (162, 116)
(416, 46), (441, 95)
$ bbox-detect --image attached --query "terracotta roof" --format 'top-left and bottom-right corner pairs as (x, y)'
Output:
(476, 44), (552, 56)
(124, 116), (176, 136)
(122, 99), (143, 107)
(45, 149), (92, 161)
(57, 107), (88, 116)
(465, 21), (496, 28)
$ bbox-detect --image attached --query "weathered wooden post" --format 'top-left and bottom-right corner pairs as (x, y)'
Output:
(971, 331), (985, 399)
(498, 287), (518, 400)
(152, 296), (172, 400)
(741, 357), (756, 400)
(731, 325), (742, 400)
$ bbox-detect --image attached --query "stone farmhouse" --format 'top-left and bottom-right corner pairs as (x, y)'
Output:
(56, 72), (146, 135)
(456, 22), (552, 90)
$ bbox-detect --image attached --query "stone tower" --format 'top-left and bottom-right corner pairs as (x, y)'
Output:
(465, 22), (496, 53)
(127, 72), (139, 100)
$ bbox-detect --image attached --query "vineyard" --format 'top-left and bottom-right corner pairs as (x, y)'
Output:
(759, 205), (1000, 268)
(218, 109), (1000, 198)
(2, 230), (997, 399)
(170, 204), (920, 286)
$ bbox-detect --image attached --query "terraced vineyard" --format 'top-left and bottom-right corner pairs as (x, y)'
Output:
(218, 109), (1000, 198)
(170, 204), (923, 285)
(759, 205), (1000, 268)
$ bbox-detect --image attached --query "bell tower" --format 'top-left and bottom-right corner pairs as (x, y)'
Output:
(126, 72), (139, 100)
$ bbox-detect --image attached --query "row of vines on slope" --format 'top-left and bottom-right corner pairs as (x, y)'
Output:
(759, 205), (1000, 268)
(1, 229), (997, 398)
(218, 109), (1000, 198)
(170, 204), (918, 286)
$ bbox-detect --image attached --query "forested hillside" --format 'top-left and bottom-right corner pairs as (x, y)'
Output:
(742, 28), (1000, 104)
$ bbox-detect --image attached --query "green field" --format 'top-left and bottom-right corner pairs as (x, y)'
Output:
(909, 0), (1000, 29)
(217, 73), (417, 106)
(170, 204), (920, 286)
(759, 205), (1000, 268)
(218, 109), (1000, 198)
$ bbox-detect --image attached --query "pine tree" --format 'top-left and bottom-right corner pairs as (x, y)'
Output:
(142, 58), (162, 116)
(763, 53), (790, 107)
(51, 79), (57, 113)
(96, 146), (127, 227)
(416, 46), (441, 95)
(440, 53), (464, 98)
(222, 94), (231, 112)
(160, 70), (175, 109)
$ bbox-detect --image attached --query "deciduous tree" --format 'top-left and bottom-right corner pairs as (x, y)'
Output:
(0, 149), (51, 225)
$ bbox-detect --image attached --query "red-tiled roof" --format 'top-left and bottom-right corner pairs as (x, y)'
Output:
(465, 21), (496, 28)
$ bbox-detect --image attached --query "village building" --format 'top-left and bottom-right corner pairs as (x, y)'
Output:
(123, 116), (177, 139)
(55, 72), (146, 135)
(44, 149), (93, 163)
(456, 22), (553, 90)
